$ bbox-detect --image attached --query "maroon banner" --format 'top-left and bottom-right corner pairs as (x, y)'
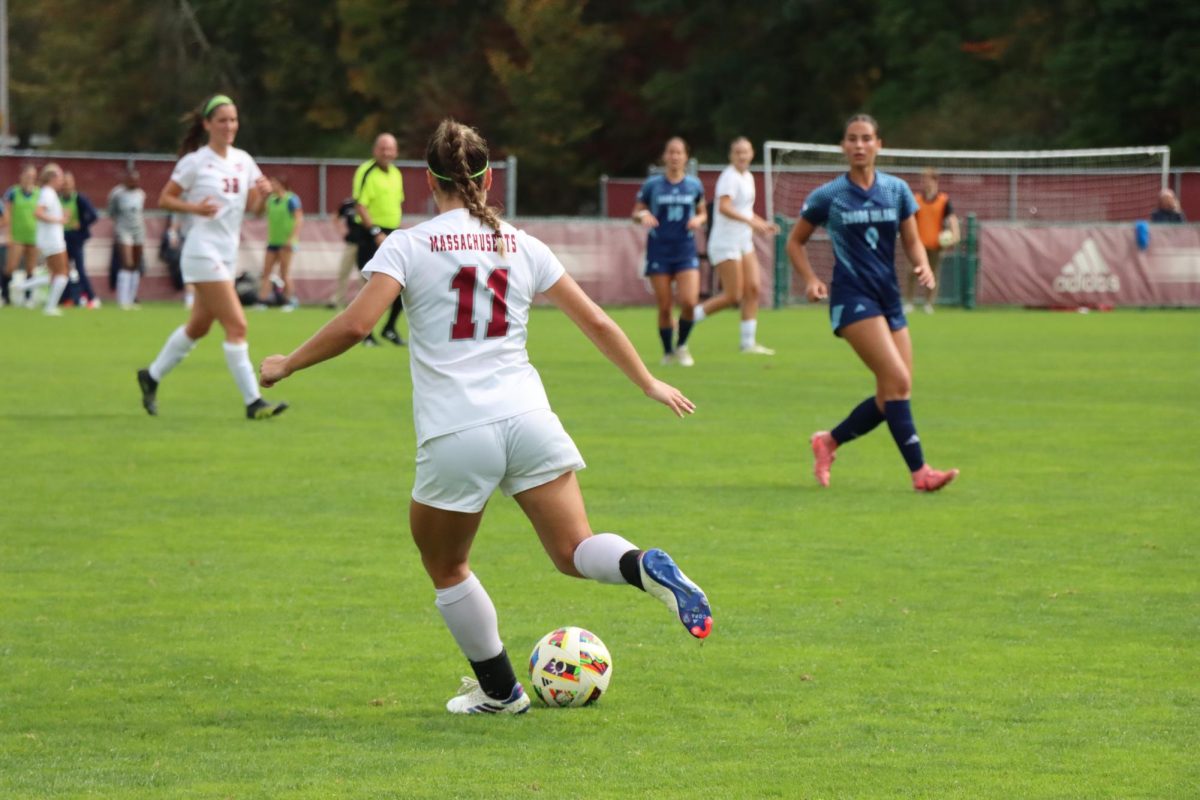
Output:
(979, 224), (1200, 307)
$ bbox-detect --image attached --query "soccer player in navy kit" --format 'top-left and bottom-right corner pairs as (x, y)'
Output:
(633, 137), (707, 366)
(786, 114), (958, 492)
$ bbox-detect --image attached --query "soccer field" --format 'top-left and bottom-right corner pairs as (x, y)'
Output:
(1, 304), (1197, 799)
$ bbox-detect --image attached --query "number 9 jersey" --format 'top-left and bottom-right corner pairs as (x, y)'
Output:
(362, 208), (566, 445)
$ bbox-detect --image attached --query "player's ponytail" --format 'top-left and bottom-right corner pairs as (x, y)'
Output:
(426, 119), (505, 254)
(179, 94), (234, 156)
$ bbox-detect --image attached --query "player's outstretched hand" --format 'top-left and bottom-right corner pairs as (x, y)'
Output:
(914, 263), (936, 290)
(805, 278), (829, 302)
(645, 379), (695, 418)
(259, 355), (291, 388)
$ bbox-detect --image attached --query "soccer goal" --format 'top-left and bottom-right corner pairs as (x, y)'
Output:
(764, 142), (1171, 308)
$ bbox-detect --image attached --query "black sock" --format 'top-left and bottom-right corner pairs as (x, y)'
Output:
(0, 272), (8, 304)
(382, 296), (404, 333)
(469, 648), (519, 701)
(884, 399), (925, 472)
(677, 318), (694, 347)
(658, 327), (673, 354)
(831, 396), (886, 445)
(618, 549), (645, 591)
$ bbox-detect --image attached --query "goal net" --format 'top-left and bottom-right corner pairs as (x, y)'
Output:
(764, 142), (1170, 307)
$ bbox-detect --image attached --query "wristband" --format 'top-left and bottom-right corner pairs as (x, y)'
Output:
(370, 226), (382, 236)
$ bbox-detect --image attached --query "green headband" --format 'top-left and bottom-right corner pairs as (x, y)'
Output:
(429, 164), (489, 182)
(204, 94), (234, 116)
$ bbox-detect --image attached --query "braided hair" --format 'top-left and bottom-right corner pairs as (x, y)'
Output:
(426, 119), (505, 253)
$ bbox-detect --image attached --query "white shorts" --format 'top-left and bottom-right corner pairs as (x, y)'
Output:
(707, 231), (754, 265)
(412, 409), (586, 513)
(181, 255), (234, 284)
(37, 232), (66, 257)
(116, 228), (146, 247)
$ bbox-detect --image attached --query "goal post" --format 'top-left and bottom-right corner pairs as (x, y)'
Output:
(764, 141), (1170, 308)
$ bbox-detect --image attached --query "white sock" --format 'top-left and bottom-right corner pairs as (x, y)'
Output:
(149, 325), (197, 382)
(740, 319), (757, 349)
(117, 271), (131, 306)
(129, 270), (141, 303)
(222, 341), (260, 405)
(573, 532), (638, 585)
(692, 305), (707, 323)
(21, 270), (49, 289)
(435, 573), (504, 662)
(44, 275), (68, 311)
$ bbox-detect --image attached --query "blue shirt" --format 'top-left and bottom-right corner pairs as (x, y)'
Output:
(800, 171), (918, 298)
(638, 174), (704, 261)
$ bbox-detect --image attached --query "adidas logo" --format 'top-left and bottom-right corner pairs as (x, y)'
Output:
(854, 303), (866, 312)
(1054, 238), (1120, 294)
(904, 434), (920, 446)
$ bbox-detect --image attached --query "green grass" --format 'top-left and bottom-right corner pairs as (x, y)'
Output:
(1, 303), (1197, 799)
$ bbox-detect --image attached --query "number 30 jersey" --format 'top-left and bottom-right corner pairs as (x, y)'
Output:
(169, 145), (262, 265)
(363, 208), (566, 444)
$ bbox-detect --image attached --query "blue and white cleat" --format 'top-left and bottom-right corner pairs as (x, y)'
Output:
(639, 548), (714, 639)
(445, 677), (530, 715)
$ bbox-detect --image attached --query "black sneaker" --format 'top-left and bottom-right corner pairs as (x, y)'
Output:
(136, 368), (158, 416)
(381, 329), (406, 346)
(246, 398), (289, 420)
(362, 334), (380, 347)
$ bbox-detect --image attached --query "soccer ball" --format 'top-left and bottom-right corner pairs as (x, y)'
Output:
(937, 229), (956, 248)
(528, 626), (612, 707)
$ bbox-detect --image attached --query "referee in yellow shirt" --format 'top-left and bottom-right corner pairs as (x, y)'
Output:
(354, 133), (405, 345)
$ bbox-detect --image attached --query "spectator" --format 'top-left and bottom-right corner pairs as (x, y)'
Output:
(109, 168), (148, 309)
(326, 195), (361, 309)
(60, 171), (100, 308)
(906, 168), (959, 314)
(256, 176), (303, 310)
(3, 164), (40, 307)
(353, 133), (405, 346)
(1149, 188), (1186, 223)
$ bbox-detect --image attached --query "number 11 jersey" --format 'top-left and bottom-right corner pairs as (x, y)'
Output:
(363, 208), (566, 445)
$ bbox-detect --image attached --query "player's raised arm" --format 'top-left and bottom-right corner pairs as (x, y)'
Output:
(542, 273), (695, 418)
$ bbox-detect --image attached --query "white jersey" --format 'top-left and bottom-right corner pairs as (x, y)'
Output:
(35, 186), (65, 253)
(169, 145), (262, 265)
(363, 208), (566, 445)
(108, 185), (147, 237)
(707, 165), (756, 248)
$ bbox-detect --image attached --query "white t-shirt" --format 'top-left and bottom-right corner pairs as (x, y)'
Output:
(108, 185), (147, 236)
(707, 165), (756, 248)
(363, 208), (567, 445)
(169, 145), (262, 265)
(35, 186), (65, 252)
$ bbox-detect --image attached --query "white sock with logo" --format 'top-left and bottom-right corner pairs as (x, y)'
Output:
(435, 573), (504, 662)
(44, 275), (68, 311)
(740, 319), (757, 349)
(573, 532), (639, 584)
(222, 341), (260, 405)
(149, 325), (197, 382)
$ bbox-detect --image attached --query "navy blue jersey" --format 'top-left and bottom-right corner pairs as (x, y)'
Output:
(800, 171), (918, 300)
(638, 174), (704, 264)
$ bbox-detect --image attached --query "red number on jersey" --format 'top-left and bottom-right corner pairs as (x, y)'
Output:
(222, 177), (240, 194)
(449, 266), (510, 341)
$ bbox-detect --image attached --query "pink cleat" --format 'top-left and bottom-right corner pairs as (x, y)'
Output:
(912, 465), (959, 492)
(810, 431), (837, 487)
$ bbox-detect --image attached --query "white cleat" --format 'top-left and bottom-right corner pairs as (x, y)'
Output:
(445, 677), (530, 715)
(660, 352), (677, 366)
(675, 345), (695, 367)
(43, 307), (63, 317)
(740, 343), (775, 355)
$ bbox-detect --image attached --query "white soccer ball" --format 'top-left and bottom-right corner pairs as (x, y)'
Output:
(937, 229), (956, 249)
(528, 626), (612, 707)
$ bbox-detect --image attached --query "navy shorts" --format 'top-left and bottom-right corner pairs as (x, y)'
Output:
(644, 253), (699, 277)
(829, 283), (907, 337)
(266, 243), (292, 253)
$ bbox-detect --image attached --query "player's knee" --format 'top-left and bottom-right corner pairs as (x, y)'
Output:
(222, 318), (248, 341)
(878, 370), (911, 399)
(552, 543), (584, 578)
(184, 320), (212, 339)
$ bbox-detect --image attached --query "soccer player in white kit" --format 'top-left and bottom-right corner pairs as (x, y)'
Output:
(31, 163), (71, 316)
(691, 137), (779, 353)
(260, 119), (714, 715)
(136, 94), (287, 420)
